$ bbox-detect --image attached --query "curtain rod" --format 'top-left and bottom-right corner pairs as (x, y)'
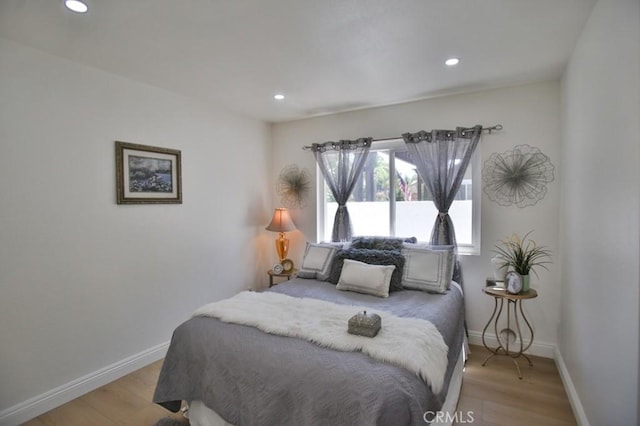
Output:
(301, 124), (503, 150)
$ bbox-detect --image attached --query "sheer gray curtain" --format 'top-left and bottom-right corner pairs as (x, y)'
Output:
(402, 126), (482, 285)
(311, 138), (372, 242)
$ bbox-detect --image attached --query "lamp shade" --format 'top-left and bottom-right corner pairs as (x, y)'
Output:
(265, 208), (296, 233)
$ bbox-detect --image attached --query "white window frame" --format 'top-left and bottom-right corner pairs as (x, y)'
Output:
(317, 139), (481, 255)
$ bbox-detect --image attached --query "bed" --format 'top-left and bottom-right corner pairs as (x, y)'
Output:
(154, 241), (466, 426)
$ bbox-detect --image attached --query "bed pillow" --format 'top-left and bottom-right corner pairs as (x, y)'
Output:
(320, 241), (350, 250)
(400, 246), (454, 294)
(350, 236), (417, 251)
(328, 248), (405, 291)
(297, 243), (339, 281)
(336, 259), (395, 298)
(402, 243), (455, 252)
(402, 243), (456, 289)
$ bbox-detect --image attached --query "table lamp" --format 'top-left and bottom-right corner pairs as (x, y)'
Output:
(265, 208), (296, 261)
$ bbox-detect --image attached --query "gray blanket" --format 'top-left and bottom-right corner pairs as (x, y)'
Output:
(153, 279), (465, 426)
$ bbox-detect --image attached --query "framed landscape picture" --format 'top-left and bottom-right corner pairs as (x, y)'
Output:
(115, 141), (182, 204)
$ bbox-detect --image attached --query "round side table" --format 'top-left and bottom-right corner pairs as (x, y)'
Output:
(267, 269), (297, 287)
(481, 285), (537, 379)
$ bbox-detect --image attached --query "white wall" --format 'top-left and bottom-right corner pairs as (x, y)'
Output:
(559, 0), (639, 424)
(271, 80), (563, 355)
(0, 38), (271, 422)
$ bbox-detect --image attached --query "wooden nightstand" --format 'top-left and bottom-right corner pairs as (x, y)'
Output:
(481, 282), (538, 379)
(267, 269), (297, 287)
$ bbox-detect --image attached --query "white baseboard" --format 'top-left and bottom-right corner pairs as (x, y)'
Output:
(553, 347), (590, 426)
(0, 341), (170, 426)
(467, 331), (589, 425)
(467, 330), (555, 358)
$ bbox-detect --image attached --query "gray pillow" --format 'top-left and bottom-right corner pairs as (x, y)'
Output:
(328, 248), (405, 292)
(402, 242), (455, 252)
(351, 236), (417, 251)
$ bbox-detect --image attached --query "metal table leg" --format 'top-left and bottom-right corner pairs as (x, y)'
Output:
(482, 297), (535, 379)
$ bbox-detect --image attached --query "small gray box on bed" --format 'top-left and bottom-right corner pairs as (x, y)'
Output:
(348, 310), (382, 337)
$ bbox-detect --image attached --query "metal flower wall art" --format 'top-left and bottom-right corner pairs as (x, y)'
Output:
(483, 145), (555, 208)
(277, 164), (311, 209)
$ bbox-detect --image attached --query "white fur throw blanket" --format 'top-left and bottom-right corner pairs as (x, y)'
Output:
(192, 291), (449, 393)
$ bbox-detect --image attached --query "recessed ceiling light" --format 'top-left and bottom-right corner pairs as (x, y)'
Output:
(274, 94), (285, 100)
(64, 0), (88, 13)
(445, 58), (460, 66)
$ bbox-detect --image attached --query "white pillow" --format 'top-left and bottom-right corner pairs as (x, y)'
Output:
(401, 246), (454, 294)
(336, 259), (395, 298)
(320, 241), (349, 250)
(298, 243), (339, 281)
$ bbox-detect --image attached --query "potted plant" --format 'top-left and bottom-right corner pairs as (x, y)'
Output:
(492, 231), (552, 292)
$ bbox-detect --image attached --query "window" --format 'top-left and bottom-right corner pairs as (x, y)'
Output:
(317, 139), (481, 254)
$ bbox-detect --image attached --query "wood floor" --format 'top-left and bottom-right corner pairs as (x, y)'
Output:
(455, 345), (576, 426)
(24, 344), (575, 425)
(22, 360), (188, 426)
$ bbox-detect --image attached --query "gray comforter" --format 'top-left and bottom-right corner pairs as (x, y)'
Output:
(153, 279), (465, 426)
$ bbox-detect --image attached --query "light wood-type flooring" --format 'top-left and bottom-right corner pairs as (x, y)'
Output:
(455, 345), (576, 426)
(24, 344), (575, 425)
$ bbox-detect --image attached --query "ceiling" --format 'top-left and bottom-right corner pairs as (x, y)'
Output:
(0, 0), (596, 123)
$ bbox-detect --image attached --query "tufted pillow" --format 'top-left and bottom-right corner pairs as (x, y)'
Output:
(328, 248), (405, 292)
(400, 246), (454, 294)
(351, 236), (417, 251)
(402, 242), (455, 252)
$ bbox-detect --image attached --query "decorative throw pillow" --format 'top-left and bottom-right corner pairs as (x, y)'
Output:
(319, 241), (349, 249)
(402, 243), (455, 252)
(328, 248), (405, 292)
(402, 243), (455, 289)
(297, 243), (339, 281)
(400, 246), (454, 294)
(350, 236), (417, 252)
(336, 259), (395, 298)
